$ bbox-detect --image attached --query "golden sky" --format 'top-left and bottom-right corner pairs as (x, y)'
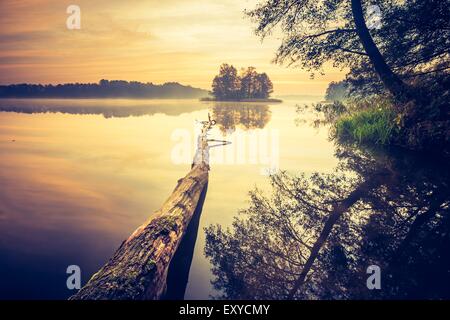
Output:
(0, 0), (345, 95)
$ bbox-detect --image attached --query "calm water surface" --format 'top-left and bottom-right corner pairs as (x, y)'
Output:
(0, 98), (337, 299)
(3, 98), (447, 299)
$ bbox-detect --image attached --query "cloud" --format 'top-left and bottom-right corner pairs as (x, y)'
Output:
(0, 0), (345, 94)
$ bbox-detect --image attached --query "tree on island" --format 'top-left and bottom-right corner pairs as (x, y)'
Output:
(211, 64), (241, 100)
(212, 64), (273, 100)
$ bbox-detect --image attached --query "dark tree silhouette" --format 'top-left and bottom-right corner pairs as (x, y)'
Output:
(240, 67), (259, 99)
(247, 0), (449, 106)
(0, 80), (208, 99)
(211, 64), (274, 100)
(255, 73), (274, 99)
(205, 145), (450, 299)
(350, 0), (411, 102)
(212, 64), (241, 100)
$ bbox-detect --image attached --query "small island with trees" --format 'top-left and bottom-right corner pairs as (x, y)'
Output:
(201, 63), (282, 102)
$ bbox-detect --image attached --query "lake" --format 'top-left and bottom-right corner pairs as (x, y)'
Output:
(0, 98), (448, 300)
(0, 98), (337, 299)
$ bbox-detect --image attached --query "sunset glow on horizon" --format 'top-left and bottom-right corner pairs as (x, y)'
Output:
(0, 0), (346, 95)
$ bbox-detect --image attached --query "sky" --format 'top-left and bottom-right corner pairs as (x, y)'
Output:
(0, 0), (346, 95)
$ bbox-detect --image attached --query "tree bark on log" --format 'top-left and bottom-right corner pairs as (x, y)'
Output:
(163, 182), (208, 299)
(70, 120), (214, 300)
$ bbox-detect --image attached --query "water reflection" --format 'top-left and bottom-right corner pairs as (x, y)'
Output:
(0, 99), (359, 299)
(210, 103), (271, 133)
(204, 145), (450, 299)
(295, 101), (347, 130)
(164, 184), (208, 300)
(0, 99), (205, 118)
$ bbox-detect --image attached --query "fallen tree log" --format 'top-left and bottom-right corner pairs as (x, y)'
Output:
(70, 118), (216, 300)
(163, 182), (208, 300)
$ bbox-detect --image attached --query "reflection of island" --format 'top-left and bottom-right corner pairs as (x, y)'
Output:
(210, 102), (272, 133)
(0, 99), (206, 118)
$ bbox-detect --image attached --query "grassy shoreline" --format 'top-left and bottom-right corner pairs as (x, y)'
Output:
(324, 96), (448, 157)
(335, 100), (398, 145)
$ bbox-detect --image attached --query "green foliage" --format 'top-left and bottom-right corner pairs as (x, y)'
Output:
(335, 98), (398, 145)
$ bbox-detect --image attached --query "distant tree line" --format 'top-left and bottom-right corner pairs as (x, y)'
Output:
(0, 80), (209, 98)
(325, 81), (350, 102)
(212, 64), (273, 100)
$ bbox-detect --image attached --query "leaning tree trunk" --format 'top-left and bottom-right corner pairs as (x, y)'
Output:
(287, 168), (389, 299)
(70, 120), (215, 300)
(351, 0), (413, 104)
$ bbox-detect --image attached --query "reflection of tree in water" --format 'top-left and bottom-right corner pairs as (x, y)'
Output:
(210, 103), (271, 133)
(205, 145), (450, 299)
(295, 101), (347, 130)
(0, 102), (205, 118)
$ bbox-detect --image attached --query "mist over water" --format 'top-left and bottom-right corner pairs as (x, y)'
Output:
(1, 98), (445, 299)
